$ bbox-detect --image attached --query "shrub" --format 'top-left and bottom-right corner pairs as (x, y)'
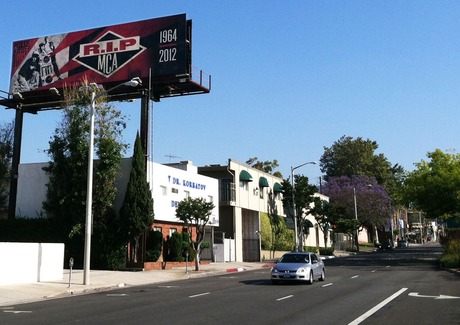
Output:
(319, 247), (334, 256)
(146, 250), (161, 262)
(167, 232), (183, 261)
(440, 239), (460, 268)
(146, 230), (163, 254)
(106, 245), (127, 270)
(304, 246), (318, 253)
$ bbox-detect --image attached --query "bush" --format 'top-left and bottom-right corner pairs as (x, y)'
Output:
(304, 246), (318, 253)
(146, 230), (163, 256)
(105, 245), (127, 270)
(319, 247), (334, 256)
(440, 239), (460, 268)
(146, 249), (161, 262)
(167, 232), (183, 261)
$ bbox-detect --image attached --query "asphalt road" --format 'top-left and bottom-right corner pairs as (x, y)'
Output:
(2, 243), (459, 324)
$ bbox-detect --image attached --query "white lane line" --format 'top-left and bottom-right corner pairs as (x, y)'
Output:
(4, 310), (32, 314)
(348, 288), (408, 325)
(158, 285), (180, 288)
(322, 283), (333, 287)
(351, 275), (359, 279)
(107, 294), (128, 297)
(189, 292), (211, 298)
(277, 295), (294, 301)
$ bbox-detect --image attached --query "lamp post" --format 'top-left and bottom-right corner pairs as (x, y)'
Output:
(82, 77), (141, 285)
(291, 161), (317, 252)
(353, 184), (359, 251)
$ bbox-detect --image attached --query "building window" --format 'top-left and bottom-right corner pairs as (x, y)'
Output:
(171, 188), (179, 194)
(169, 228), (177, 236)
(240, 181), (248, 190)
(259, 188), (264, 199)
(160, 186), (167, 195)
(184, 190), (190, 198)
(154, 227), (162, 232)
(208, 195), (213, 203)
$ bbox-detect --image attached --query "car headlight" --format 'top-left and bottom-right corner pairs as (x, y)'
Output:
(271, 267), (279, 273)
(297, 268), (307, 273)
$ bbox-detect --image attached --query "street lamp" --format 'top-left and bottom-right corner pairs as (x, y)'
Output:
(81, 77), (142, 285)
(352, 179), (373, 252)
(291, 161), (317, 252)
(353, 184), (359, 251)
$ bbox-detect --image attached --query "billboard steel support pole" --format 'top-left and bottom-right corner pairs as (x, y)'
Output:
(8, 107), (24, 219)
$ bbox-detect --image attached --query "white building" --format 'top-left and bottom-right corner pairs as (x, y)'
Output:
(15, 158), (332, 263)
(146, 161), (219, 243)
(198, 159), (286, 262)
(14, 160), (219, 258)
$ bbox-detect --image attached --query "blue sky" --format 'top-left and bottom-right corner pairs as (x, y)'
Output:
(1, 1), (460, 183)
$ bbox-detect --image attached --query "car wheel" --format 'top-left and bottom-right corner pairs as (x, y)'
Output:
(307, 271), (314, 285)
(319, 269), (325, 281)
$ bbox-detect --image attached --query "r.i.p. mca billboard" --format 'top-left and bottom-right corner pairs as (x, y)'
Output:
(9, 14), (189, 95)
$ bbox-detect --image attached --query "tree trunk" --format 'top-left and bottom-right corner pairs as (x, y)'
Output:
(194, 247), (200, 271)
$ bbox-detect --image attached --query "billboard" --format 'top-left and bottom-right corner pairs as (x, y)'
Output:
(9, 14), (189, 95)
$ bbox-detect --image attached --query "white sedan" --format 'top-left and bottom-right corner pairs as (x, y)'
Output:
(271, 252), (325, 285)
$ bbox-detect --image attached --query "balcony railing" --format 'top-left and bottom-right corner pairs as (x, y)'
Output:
(220, 181), (236, 205)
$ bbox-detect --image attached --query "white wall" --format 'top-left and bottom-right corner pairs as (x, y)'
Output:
(16, 163), (48, 218)
(15, 159), (219, 226)
(0, 243), (64, 285)
(147, 161), (219, 226)
(229, 160), (284, 215)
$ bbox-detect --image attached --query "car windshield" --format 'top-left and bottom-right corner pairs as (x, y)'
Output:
(279, 254), (309, 263)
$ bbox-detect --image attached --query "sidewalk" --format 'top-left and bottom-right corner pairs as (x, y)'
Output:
(0, 261), (273, 307)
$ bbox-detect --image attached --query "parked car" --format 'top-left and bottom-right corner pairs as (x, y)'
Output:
(375, 240), (393, 250)
(270, 252), (325, 285)
(397, 240), (409, 248)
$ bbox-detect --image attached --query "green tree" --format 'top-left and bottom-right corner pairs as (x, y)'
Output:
(246, 157), (282, 178)
(282, 175), (317, 252)
(42, 85), (128, 267)
(266, 191), (284, 258)
(404, 149), (460, 220)
(320, 135), (404, 199)
(0, 120), (13, 209)
(176, 197), (215, 271)
(310, 199), (332, 248)
(119, 133), (154, 263)
(322, 175), (391, 249)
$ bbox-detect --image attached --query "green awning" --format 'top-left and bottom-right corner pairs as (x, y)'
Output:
(303, 219), (314, 228)
(239, 170), (253, 182)
(273, 182), (283, 193)
(259, 177), (269, 188)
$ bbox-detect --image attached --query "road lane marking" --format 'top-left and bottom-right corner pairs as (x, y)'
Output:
(4, 310), (32, 314)
(107, 294), (127, 297)
(348, 288), (408, 325)
(409, 292), (460, 300)
(158, 285), (180, 288)
(189, 292), (210, 298)
(351, 275), (359, 279)
(276, 295), (293, 301)
(322, 283), (333, 287)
